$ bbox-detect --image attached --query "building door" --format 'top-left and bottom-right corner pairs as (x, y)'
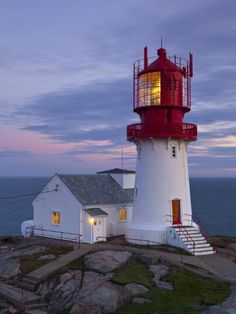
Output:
(172, 199), (181, 225)
(93, 218), (104, 242)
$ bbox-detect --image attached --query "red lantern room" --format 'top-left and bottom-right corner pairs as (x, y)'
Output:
(127, 46), (197, 141)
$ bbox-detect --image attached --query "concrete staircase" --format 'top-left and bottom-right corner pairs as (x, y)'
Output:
(173, 226), (215, 256)
(19, 274), (40, 291)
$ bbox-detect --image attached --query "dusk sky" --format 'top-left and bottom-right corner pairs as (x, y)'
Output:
(0, 0), (235, 177)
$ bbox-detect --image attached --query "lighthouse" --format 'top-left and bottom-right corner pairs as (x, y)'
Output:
(126, 45), (215, 255)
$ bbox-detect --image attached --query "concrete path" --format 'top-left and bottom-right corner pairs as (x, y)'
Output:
(25, 245), (91, 282)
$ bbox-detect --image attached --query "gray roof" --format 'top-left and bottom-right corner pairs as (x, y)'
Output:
(97, 168), (135, 174)
(84, 208), (108, 217)
(58, 174), (134, 206)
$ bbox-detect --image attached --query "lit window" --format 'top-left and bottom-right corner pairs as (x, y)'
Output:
(119, 208), (127, 222)
(52, 211), (61, 225)
(138, 72), (161, 107)
(171, 145), (177, 158)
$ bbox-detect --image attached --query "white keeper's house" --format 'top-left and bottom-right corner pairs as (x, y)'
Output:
(22, 168), (135, 244)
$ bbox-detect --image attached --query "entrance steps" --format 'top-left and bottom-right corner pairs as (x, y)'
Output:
(173, 226), (216, 256)
(0, 282), (41, 307)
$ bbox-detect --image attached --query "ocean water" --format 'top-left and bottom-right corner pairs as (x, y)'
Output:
(0, 177), (235, 236)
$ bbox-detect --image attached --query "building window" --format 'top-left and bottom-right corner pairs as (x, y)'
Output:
(134, 187), (138, 200)
(52, 211), (61, 225)
(119, 208), (127, 222)
(171, 145), (177, 158)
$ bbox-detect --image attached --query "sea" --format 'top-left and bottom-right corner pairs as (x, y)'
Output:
(0, 177), (235, 236)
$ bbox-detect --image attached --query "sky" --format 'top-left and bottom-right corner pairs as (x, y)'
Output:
(0, 0), (235, 177)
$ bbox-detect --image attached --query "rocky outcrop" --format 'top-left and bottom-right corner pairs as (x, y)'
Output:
(133, 297), (152, 304)
(37, 270), (82, 314)
(0, 245), (47, 260)
(0, 259), (21, 279)
(71, 281), (127, 314)
(149, 264), (173, 289)
(124, 283), (148, 297)
(84, 250), (131, 273)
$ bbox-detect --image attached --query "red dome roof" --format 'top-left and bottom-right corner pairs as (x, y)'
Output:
(139, 48), (183, 76)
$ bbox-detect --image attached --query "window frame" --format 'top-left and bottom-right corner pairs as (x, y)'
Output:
(171, 145), (177, 158)
(51, 210), (61, 225)
(119, 208), (127, 223)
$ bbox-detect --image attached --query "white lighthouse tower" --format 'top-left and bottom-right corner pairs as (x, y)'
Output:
(126, 45), (215, 255)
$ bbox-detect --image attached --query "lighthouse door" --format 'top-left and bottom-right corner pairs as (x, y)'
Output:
(172, 199), (181, 225)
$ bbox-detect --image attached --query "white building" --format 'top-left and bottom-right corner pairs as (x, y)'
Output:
(23, 168), (135, 244)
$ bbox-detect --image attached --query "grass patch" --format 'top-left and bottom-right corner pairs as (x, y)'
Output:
(115, 266), (231, 314)
(112, 258), (153, 288)
(43, 246), (74, 256)
(19, 258), (47, 275)
(56, 257), (87, 275)
(123, 241), (189, 255)
(213, 236), (236, 248)
(18, 245), (73, 275)
(66, 257), (86, 271)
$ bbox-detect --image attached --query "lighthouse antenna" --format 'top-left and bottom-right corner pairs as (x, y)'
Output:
(121, 145), (124, 169)
(161, 36), (163, 48)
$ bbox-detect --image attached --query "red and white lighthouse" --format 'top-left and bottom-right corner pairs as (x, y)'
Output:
(126, 45), (214, 255)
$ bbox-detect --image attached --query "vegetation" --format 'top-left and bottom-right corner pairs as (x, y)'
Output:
(18, 245), (74, 275)
(112, 258), (153, 288)
(213, 236), (236, 248)
(115, 266), (231, 314)
(122, 241), (190, 255)
(65, 257), (86, 271)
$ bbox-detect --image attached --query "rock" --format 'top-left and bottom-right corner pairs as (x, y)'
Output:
(70, 299), (101, 314)
(124, 283), (148, 296)
(156, 281), (173, 290)
(84, 250), (131, 273)
(0, 259), (21, 279)
(133, 297), (152, 304)
(83, 281), (127, 313)
(79, 271), (111, 298)
(38, 254), (56, 261)
(71, 276), (128, 313)
(2, 245), (47, 259)
(47, 270), (82, 313)
(149, 264), (169, 285)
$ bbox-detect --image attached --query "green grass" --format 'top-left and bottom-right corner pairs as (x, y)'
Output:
(123, 241), (190, 255)
(213, 236), (236, 248)
(17, 245), (74, 275)
(112, 258), (153, 288)
(115, 267), (231, 314)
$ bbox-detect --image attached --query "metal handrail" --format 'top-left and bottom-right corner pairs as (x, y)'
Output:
(177, 224), (196, 254)
(192, 215), (216, 250)
(166, 214), (195, 254)
(25, 226), (82, 246)
(96, 236), (161, 246)
(127, 122), (197, 141)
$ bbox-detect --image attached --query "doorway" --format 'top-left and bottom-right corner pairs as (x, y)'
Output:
(172, 199), (181, 225)
(93, 218), (104, 242)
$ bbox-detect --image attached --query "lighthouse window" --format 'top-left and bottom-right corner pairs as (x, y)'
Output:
(171, 145), (177, 158)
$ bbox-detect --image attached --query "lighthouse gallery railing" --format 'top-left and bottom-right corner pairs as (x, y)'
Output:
(127, 122), (197, 141)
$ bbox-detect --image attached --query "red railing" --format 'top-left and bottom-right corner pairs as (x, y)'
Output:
(193, 215), (216, 250)
(166, 214), (195, 254)
(127, 122), (197, 141)
(184, 214), (216, 250)
(133, 55), (192, 109)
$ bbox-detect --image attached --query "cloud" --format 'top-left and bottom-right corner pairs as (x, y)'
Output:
(0, 150), (32, 158)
